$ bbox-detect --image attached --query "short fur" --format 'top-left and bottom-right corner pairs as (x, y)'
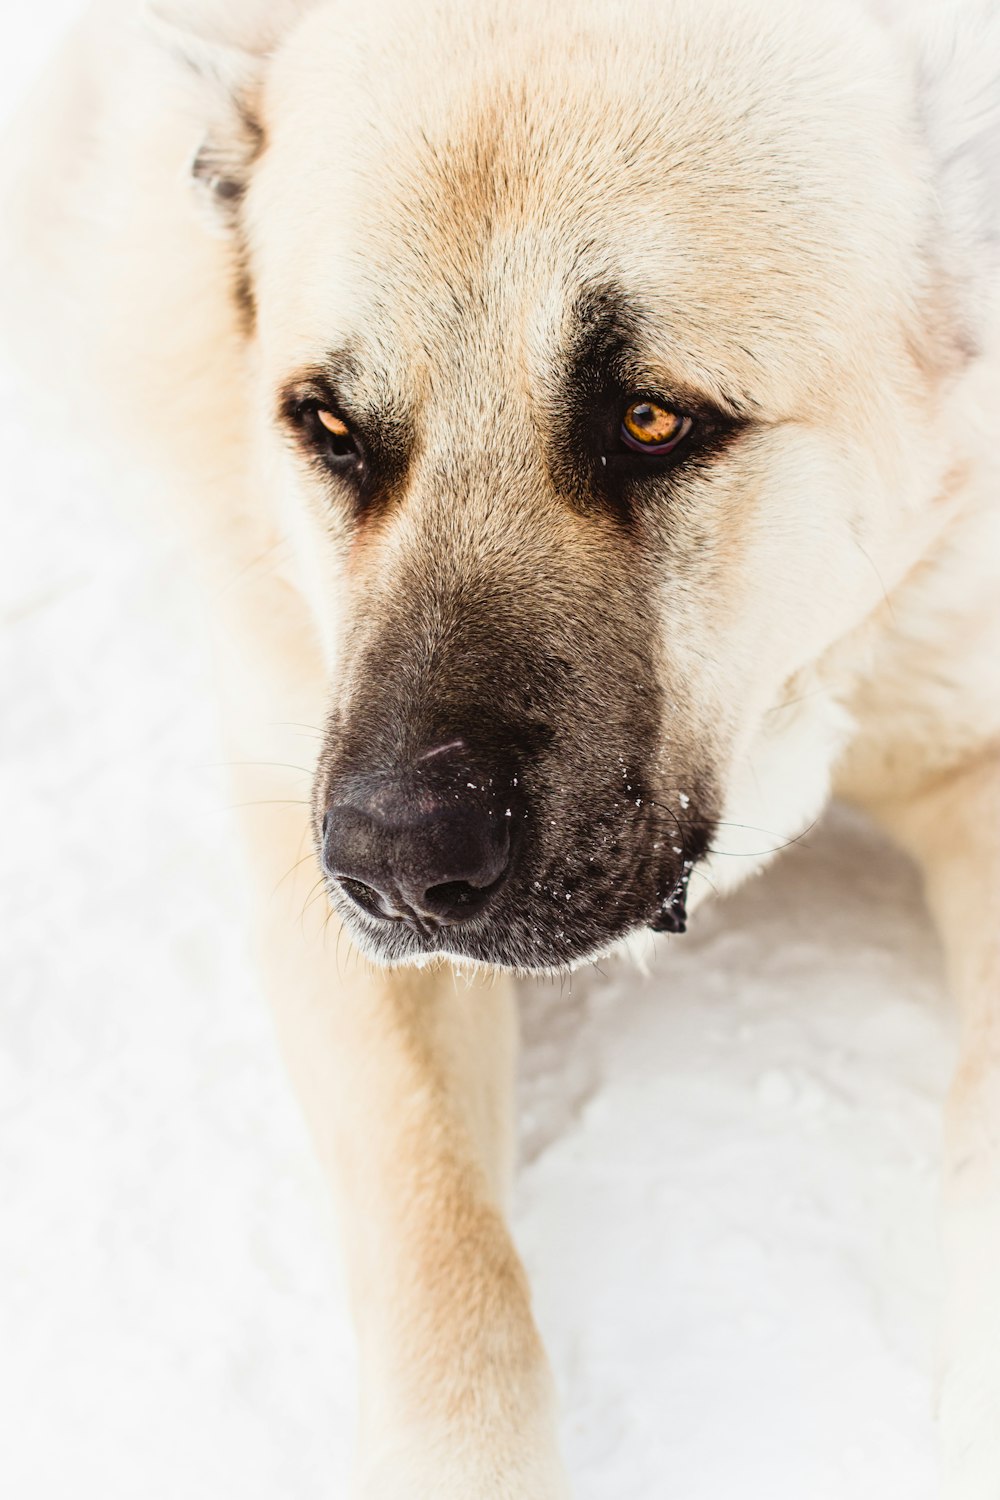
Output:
(3, 0), (1000, 1493)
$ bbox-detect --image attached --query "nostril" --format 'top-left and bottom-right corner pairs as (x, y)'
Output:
(421, 865), (509, 921)
(339, 876), (388, 919)
(426, 879), (485, 911)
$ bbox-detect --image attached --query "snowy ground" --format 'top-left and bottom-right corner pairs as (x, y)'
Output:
(2, 8), (957, 1500)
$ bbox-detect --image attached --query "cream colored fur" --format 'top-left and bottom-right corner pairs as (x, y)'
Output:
(2, 0), (999, 1494)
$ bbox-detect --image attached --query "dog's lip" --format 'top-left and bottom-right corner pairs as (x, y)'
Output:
(324, 894), (491, 963)
(648, 859), (696, 934)
(338, 911), (677, 976)
(325, 856), (697, 969)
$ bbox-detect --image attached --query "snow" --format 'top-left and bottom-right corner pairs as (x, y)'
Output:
(1, 8), (956, 1499)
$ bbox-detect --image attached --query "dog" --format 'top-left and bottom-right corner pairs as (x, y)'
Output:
(2, 0), (999, 1493)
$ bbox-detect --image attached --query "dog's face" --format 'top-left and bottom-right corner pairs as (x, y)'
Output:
(169, 0), (976, 970)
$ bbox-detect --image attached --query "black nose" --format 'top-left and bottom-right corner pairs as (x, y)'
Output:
(321, 765), (516, 930)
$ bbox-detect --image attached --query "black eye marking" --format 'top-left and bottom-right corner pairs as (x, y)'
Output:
(554, 285), (750, 522)
(277, 370), (414, 517)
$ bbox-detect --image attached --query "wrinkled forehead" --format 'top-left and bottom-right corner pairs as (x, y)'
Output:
(247, 0), (924, 416)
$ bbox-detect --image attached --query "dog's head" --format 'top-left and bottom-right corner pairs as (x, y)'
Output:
(153, 0), (999, 970)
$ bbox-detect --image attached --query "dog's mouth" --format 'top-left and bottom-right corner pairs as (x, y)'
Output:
(321, 857), (701, 971)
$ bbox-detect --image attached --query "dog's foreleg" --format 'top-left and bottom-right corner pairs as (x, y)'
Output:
(880, 752), (1000, 1499)
(239, 791), (569, 1500)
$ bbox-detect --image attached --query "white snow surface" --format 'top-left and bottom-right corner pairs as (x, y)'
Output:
(1, 8), (957, 1499)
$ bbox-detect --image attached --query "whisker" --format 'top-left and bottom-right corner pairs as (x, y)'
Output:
(212, 759), (315, 775)
(270, 722), (324, 735)
(271, 849), (316, 900)
(766, 682), (829, 716)
(708, 813), (821, 859)
(300, 876), (328, 932)
(853, 536), (896, 625)
(217, 539), (293, 596)
(228, 798), (311, 810)
(689, 865), (720, 898)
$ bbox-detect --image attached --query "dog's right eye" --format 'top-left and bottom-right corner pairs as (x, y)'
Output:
(303, 404), (362, 464)
(316, 408), (352, 444)
(281, 391), (365, 473)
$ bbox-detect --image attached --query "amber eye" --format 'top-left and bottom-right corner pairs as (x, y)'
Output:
(317, 409), (349, 438)
(620, 400), (692, 455)
(310, 405), (359, 461)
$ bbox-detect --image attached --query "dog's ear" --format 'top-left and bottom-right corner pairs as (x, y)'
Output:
(902, 2), (1000, 299)
(144, 0), (312, 233)
(145, 0), (309, 60)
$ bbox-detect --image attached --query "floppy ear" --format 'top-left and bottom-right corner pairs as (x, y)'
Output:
(902, 1), (1000, 300)
(145, 0), (309, 59)
(144, 0), (312, 232)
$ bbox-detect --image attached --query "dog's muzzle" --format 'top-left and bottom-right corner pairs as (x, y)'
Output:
(316, 726), (712, 969)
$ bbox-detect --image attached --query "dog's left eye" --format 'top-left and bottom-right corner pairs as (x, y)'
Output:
(620, 400), (692, 455)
